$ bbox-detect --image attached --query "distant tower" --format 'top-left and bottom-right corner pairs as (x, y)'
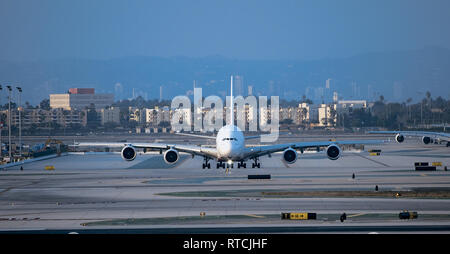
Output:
(234, 75), (244, 96)
(114, 82), (123, 100)
(367, 84), (372, 101)
(159, 86), (163, 102)
(325, 78), (332, 102)
(326, 78), (331, 89)
(248, 85), (253, 96)
(351, 82), (360, 98)
(333, 92), (338, 103)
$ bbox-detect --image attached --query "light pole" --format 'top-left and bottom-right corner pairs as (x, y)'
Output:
(6, 85), (12, 162)
(16, 87), (22, 158)
(0, 85), (2, 158)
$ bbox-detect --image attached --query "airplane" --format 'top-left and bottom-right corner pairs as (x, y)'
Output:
(76, 76), (385, 169)
(368, 131), (450, 147)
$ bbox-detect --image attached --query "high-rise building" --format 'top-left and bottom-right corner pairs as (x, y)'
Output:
(325, 78), (332, 103)
(326, 78), (331, 89)
(234, 75), (244, 96)
(100, 107), (120, 125)
(114, 83), (123, 100)
(351, 82), (360, 98)
(69, 88), (95, 94)
(314, 87), (324, 102)
(50, 88), (114, 110)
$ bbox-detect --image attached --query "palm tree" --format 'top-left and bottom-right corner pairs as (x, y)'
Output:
(406, 98), (413, 121)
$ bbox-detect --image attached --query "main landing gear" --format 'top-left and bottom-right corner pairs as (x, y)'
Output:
(214, 158), (261, 169)
(202, 157), (211, 169)
(251, 157), (261, 168)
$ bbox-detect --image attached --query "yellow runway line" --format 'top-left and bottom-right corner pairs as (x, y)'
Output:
(246, 214), (265, 218)
(347, 213), (366, 218)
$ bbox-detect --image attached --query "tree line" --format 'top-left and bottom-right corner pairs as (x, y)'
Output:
(337, 93), (449, 130)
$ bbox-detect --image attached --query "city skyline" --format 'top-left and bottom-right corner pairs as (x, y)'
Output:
(1, 46), (449, 105)
(0, 1), (449, 105)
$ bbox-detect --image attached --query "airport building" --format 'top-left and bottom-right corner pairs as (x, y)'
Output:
(50, 88), (114, 110)
(4, 107), (120, 129)
(5, 108), (87, 128)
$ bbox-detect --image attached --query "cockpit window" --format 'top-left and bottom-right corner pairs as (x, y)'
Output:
(222, 138), (237, 141)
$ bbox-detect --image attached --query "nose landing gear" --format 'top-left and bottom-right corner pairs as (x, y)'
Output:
(216, 161), (227, 169)
(237, 162), (247, 168)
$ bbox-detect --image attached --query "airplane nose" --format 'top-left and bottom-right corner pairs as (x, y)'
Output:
(221, 143), (232, 157)
(219, 141), (236, 158)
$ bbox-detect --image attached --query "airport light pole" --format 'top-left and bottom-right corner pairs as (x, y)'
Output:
(6, 85), (12, 162)
(0, 85), (2, 158)
(16, 87), (22, 158)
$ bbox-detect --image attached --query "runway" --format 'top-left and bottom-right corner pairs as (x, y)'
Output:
(0, 137), (449, 233)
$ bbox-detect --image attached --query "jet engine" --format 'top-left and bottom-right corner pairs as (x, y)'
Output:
(422, 136), (433, 145)
(121, 145), (137, 161)
(282, 148), (298, 164)
(164, 148), (179, 164)
(395, 134), (405, 143)
(326, 144), (341, 160)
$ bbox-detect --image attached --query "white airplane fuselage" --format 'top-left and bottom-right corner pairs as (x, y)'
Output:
(216, 124), (245, 161)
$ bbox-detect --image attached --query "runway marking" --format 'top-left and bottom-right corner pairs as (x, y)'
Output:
(246, 214), (265, 218)
(347, 213), (366, 218)
(351, 153), (391, 167)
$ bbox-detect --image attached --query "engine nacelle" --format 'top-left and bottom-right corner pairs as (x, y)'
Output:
(282, 148), (298, 164)
(326, 144), (341, 160)
(395, 134), (405, 143)
(422, 136), (433, 145)
(164, 148), (179, 164)
(121, 146), (137, 161)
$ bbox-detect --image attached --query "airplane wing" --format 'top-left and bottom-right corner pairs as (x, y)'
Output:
(243, 131), (289, 140)
(240, 139), (386, 160)
(76, 142), (218, 159)
(174, 132), (216, 140)
(368, 131), (450, 145)
(175, 132), (286, 140)
(368, 131), (449, 139)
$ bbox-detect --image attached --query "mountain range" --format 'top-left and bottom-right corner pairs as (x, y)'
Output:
(0, 47), (449, 105)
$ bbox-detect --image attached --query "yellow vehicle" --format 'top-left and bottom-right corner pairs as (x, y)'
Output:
(45, 165), (55, 171)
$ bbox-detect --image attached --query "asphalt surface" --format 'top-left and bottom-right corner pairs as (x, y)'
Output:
(0, 135), (449, 233)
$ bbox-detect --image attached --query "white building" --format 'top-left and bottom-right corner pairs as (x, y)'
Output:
(337, 100), (367, 113)
(100, 107), (120, 125)
(145, 106), (180, 126)
(5, 108), (87, 128)
(50, 89), (114, 110)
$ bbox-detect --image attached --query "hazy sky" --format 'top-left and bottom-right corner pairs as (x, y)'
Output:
(1, 0), (449, 61)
